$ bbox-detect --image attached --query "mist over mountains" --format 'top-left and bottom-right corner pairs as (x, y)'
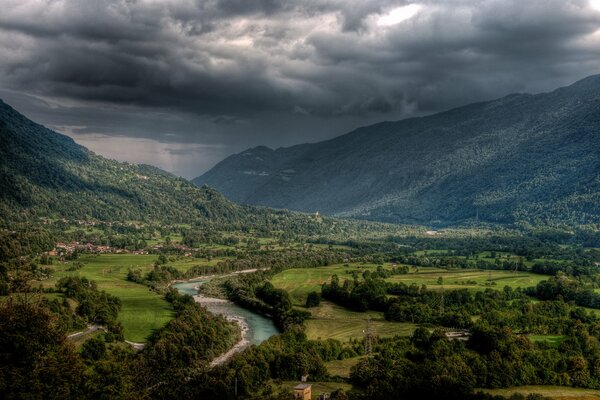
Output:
(195, 75), (600, 226)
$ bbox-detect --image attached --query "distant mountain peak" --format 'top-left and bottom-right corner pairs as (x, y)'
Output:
(194, 75), (600, 226)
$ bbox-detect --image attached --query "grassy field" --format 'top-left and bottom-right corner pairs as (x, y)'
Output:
(410, 250), (567, 269)
(528, 335), (567, 347)
(39, 254), (173, 342)
(385, 268), (547, 291)
(478, 386), (600, 399)
(271, 263), (547, 342)
(270, 262), (417, 340)
(270, 263), (548, 307)
(303, 301), (416, 342)
(325, 356), (366, 378)
(271, 262), (394, 305)
(37, 252), (259, 342)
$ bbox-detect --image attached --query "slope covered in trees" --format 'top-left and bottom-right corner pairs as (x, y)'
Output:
(0, 99), (426, 241)
(0, 99), (243, 224)
(195, 75), (600, 226)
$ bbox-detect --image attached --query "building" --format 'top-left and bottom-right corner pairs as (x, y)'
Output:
(293, 384), (312, 400)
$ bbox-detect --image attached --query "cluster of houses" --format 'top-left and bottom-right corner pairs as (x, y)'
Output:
(150, 243), (193, 257)
(49, 242), (149, 257)
(47, 242), (196, 258)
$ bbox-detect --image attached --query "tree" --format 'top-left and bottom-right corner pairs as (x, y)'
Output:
(156, 254), (168, 265)
(81, 337), (106, 361)
(0, 296), (84, 399)
(306, 291), (321, 308)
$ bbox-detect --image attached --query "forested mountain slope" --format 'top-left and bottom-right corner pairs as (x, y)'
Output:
(0, 99), (241, 223)
(195, 75), (600, 226)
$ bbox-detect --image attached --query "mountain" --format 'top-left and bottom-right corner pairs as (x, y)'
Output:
(0, 99), (242, 224)
(194, 75), (600, 226)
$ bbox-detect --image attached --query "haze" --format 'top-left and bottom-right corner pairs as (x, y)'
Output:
(1, 0), (600, 177)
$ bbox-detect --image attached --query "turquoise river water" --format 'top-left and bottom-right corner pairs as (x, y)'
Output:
(172, 280), (279, 345)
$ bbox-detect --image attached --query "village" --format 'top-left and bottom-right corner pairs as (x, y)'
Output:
(48, 241), (195, 258)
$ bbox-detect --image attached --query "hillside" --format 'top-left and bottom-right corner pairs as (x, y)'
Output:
(0, 99), (242, 224)
(194, 75), (600, 226)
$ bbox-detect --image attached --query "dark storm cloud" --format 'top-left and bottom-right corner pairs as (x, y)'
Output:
(1, 0), (600, 177)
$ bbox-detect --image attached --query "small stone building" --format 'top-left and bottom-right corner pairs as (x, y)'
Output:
(293, 383), (312, 400)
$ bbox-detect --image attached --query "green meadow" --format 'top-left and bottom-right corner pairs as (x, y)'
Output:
(271, 262), (548, 342)
(270, 262), (548, 307)
(303, 301), (417, 342)
(39, 254), (172, 342)
(35, 252), (250, 342)
(325, 356), (366, 378)
(270, 262), (388, 305)
(384, 268), (547, 291)
(270, 263), (418, 341)
(528, 335), (567, 347)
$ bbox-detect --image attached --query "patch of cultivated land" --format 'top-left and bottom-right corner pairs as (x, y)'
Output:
(271, 263), (547, 341)
(303, 301), (416, 341)
(270, 263), (548, 306)
(325, 356), (366, 378)
(478, 386), (600, 399)
(38, 254), (173, 342)
(270, 263), (417, 341)
(270, 262), (396, 305)
(385, 268), (547, 291)
(528, 335), (567, 347)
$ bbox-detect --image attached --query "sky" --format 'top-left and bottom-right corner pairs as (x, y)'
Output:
(1, 0), (600, 178)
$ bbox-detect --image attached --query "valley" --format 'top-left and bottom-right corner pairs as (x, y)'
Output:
(0, 79), (599, 400)
(195, 76), (600, 226)
(8, 219), (598, 399)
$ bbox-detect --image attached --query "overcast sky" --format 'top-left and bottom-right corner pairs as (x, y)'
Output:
(1, 0), (600, 178)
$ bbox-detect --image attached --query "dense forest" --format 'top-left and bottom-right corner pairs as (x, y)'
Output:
(196, 75), (600, 227)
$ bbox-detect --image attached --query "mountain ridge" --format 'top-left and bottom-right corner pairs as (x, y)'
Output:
(194, 75), (600, 226)
(0, 99), (242, 224)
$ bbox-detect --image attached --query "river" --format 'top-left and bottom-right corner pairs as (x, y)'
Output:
(172, 280), (279, 346)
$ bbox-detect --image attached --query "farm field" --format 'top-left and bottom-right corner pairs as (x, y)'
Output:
(270, 263), (548, 307)
(325, 356), (366, 378)
(38, 254), (173, 342)
(478, 386), (600, 399)
(384, 268), (547, 291)
(410, 250), (567, 268)
(270, 262), (398, 305)
(303, 301), (416, 342)
(528, 335), (566, 347)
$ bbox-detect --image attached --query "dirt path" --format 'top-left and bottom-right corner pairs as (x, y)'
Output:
(67, 324), (104, 340)
(67, 325), (145, 350)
